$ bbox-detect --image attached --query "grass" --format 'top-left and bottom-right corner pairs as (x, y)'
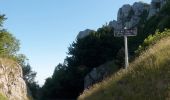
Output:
(0, 93), (7, 100)
(0, 57), (21, 78)
(78, 36), (170, 100)
(0, 58), (19, 68)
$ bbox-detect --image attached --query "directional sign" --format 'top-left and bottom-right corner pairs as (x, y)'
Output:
(114, 28), (137, 37)
(124, 28), (137, 36)
(114, 27), (137, 69)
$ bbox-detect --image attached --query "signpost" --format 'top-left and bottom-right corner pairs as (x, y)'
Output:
(114, 27), (137, 69)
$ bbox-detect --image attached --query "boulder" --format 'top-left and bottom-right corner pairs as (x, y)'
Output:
(84, 61), (117, 89)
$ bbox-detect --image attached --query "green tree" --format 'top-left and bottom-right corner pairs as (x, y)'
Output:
(17, 54), (40, 100)
(68, 25), (123, 68)
(40, 25), (123, 100)
(0, 15), (20, 57)
(0, 14), (6, 28)
(0, 30), (20, 57)
(0, 14), (39, 100)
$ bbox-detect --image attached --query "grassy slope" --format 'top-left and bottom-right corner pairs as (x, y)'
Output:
(78, 36), (170, 100)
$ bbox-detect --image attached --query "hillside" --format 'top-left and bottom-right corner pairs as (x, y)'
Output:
(78, 31), (170, 100)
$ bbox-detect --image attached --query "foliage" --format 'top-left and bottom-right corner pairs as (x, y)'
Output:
(39, 63), (85, 100)
(22, 64), (37, 84)
(67, 25), (123, 68)
(0, 14), (39, 100)
(18, 55), (40, 100)
(0, 30), (20, 57)
(40, 25), (124, 99)
(0, 15), (6, 28)
(27, 81), (40, 100)
(78, 32), (170, 100)
(136, 29), (170, 54)
(143, 0), (170, 34)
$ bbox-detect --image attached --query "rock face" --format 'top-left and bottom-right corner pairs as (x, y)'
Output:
(84, 61), (117, 89)
(0, 58), (28, 100)
(77, 0), (167, 39)
(109, 2), (150, 30)
(77, 29), (94, 39)
(148, 0), (167, 18)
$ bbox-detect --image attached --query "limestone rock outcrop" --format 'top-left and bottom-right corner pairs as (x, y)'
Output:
(84, 61), (116, 89)
(0, 58), (28, 100)
(109, 2), (150, 30)
(148, 0), (167, 18)
(77, 29), (94, 39)
(77, 0), (168, 39)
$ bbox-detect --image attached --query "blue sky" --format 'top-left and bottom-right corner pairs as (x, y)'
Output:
(0, 0), (151, 85)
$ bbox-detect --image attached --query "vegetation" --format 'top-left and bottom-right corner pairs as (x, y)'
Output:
(40, 1), (170, 99)
(0, 16), (20, 58)
(0, 93), (7, 100)
(78, 30), (170, 100)
(40, 6), (150, 99)
(136, 29), (170, 54)
(67, 26), (123, 68)
(1, 0), (170, 100)
(0, 14), (39, 100)
(39, 25), (125, 99)
(143, 0), (170, 34)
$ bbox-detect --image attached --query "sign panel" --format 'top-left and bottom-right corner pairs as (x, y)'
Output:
(124, 28), (137, 36)
(114, 28), (137, 37)
(114, 30), (124, 37)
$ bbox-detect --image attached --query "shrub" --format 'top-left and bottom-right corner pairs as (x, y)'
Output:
(136, 29), (170, 54)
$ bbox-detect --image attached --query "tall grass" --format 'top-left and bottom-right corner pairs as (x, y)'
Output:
(78, 36), (170, 100)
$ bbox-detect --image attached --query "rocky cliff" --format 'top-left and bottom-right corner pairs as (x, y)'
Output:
(109, 0), (167, 30)
(148, 0), (167, 18)
(77, 0), (167, 39)
(84, 61), (118, 89)
(77, 2), (150, 38)
(109, 2), (150, 30)
(0, 58), (28, 100)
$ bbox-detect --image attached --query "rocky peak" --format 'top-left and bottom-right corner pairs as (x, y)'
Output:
(78, 0), (167, 39)
(132, 2), (149, 16)
(109, 2), (149, 30)
(148, 0), (167, 18)
(0, 58), (28, 100)
(117, 4), (132, 22)
(77, 29), (94, 39)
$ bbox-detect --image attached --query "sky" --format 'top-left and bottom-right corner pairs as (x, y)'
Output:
(0, 0), (151, 85)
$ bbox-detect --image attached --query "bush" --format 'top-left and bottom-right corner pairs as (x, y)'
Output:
(136, 29), (170, 54)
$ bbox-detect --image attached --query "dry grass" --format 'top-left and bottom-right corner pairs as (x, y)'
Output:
(0, 58), (19, 68)
(78, 36), (170, 100)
